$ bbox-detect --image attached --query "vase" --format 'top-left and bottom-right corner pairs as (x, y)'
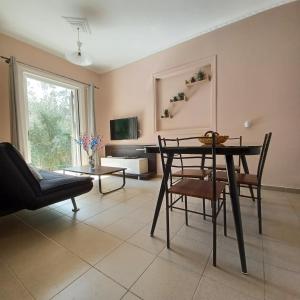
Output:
(88, 155), (95, 169)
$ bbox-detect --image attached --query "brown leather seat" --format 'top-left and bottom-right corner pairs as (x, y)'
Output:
(172, 169), (211, 179)
(169, 178), (226, 200)
(216, 171), (258, 186)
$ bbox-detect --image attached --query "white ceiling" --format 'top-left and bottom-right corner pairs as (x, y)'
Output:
(0, 0), (292, 73)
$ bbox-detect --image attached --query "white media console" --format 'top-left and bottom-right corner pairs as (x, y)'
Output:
(101, 157), (148, 176)
(104, 144), (157, 180)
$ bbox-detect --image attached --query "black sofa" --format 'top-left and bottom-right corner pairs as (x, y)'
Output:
(0, 142), (93, 215)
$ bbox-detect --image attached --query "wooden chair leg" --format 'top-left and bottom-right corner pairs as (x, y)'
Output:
(185, 195), (188, 226)
(257, 187), (262, 234)
(223, 190), (227, 237)
(202, 198), (206, 220)
(166, 192), (170, 248)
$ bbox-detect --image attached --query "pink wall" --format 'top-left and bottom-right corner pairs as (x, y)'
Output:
(0, 33), (102, 142)
(96, 2), (300, 189)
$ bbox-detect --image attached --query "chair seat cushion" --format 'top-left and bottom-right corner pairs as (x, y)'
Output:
(172, 169), (211, 178)
(216, 171), (258, 186)
(169, 178), (226, 200)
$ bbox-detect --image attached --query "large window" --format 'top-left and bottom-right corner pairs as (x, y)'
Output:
(19, 69), (86, 170)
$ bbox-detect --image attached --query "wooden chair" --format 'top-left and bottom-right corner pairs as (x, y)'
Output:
(201, 136), (242, 171)
(215, 133), (272, 234)
(202, 136), (256, 202)
(161, 137), (211, 218)
(158, 133), (227, 266)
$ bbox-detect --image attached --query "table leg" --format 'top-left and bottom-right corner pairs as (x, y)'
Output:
(241, 155), (255, 201)
(226, 154), (248, 274)
(150, 154), (174, 236)
(99, 175), (103, 193)
(98, 170), (126, 195)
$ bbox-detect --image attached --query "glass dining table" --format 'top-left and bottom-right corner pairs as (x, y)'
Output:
(145, 144), (261, 274)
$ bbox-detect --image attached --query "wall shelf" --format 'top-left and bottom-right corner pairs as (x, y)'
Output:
(185, 77), (210, 88)
(170, 95), (188, 102)
(153, 56), (216, 133)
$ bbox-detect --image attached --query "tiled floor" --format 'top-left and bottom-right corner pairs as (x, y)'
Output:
(0, 176), (299, 300)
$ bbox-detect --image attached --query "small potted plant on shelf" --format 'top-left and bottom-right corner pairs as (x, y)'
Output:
(197, 70), (205, 81)
(161, 109), (172, 118)
(178, 92), (185, 100)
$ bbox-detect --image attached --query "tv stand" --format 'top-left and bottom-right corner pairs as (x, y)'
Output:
(103, 144), (157, 180)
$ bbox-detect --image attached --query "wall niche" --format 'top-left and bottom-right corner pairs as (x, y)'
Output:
(153, 55), (216, 134)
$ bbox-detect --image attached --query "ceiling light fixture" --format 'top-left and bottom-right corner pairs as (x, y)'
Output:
(65, 27), (92, 66)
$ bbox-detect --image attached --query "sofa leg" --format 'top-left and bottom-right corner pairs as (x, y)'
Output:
(71, 197), (80, 212)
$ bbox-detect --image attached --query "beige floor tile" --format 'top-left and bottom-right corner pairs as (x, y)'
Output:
(159, 235), (211, 274)
(122, 291), (142, 300)
(203, 249), (264, 300)
(52, 268), (126, 300)
(1, 180), (300, 300)
(84, 203), (134, 229)
(102, 188), (140, 202)
(176, 222), (212, 245)
(35, 215), (79, 238)
(0, 218), (89, 300)
(126, 205), (156, 224)
(18, 248), (89, 300)
(155, 210), (185, 235)
(263, 237), (300, 272)
(131, 257), (200, 300)
(0, 262), (34, 300)
(216, 231), (263, 262)
(265, 263), (300, 300)
(14, 207), (51, 218)
(96, 242), (154, 288)
(193, 276), (258, 300)
(263, 219), (300, 246)
(16, 208), (64, 227)
(103, 217), (147, 240)
(50, 222), (122, 265)
(128, 226), (167, 255)
(55, 200), (112, 221)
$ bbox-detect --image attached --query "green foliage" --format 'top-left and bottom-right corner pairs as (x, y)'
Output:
(27, 78), (73, 170)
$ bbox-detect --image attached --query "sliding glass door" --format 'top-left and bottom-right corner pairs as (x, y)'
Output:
(24, 74), (82, 170)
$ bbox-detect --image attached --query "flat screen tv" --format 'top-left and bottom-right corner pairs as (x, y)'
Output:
(110, 117), (138, 140)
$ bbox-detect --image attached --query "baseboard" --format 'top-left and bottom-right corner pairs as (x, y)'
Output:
(262, 185), (300, 194)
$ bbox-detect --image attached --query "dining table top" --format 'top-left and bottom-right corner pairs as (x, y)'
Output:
(145, 145), (261, 156)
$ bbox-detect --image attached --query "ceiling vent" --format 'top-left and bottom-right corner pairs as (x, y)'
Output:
(62, 16), (91, 34)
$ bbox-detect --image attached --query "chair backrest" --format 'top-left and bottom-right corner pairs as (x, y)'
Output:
(162, 136), (204, 171)
(0, 143), (41, 209)
(158, 133), (218, 201)
(158, 136), (205, 185)
(257, 132), (272, 184)
(201, 136), (242, 168)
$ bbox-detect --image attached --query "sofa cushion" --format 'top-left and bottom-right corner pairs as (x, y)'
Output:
(39, 170), (92, 194)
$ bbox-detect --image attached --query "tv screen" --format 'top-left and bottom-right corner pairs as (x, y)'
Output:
(110, 117), (138, 140)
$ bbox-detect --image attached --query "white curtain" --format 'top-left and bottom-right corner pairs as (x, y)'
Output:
(86, 83), (100, 165)
(9, 56), (28, 158)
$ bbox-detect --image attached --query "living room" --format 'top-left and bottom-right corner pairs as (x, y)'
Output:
(0, 1), (299, 299)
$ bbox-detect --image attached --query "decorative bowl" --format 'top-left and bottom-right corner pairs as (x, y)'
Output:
(199, 131), (229, 145)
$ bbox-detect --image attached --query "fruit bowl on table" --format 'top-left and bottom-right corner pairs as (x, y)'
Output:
(199, 131), (229, 145)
